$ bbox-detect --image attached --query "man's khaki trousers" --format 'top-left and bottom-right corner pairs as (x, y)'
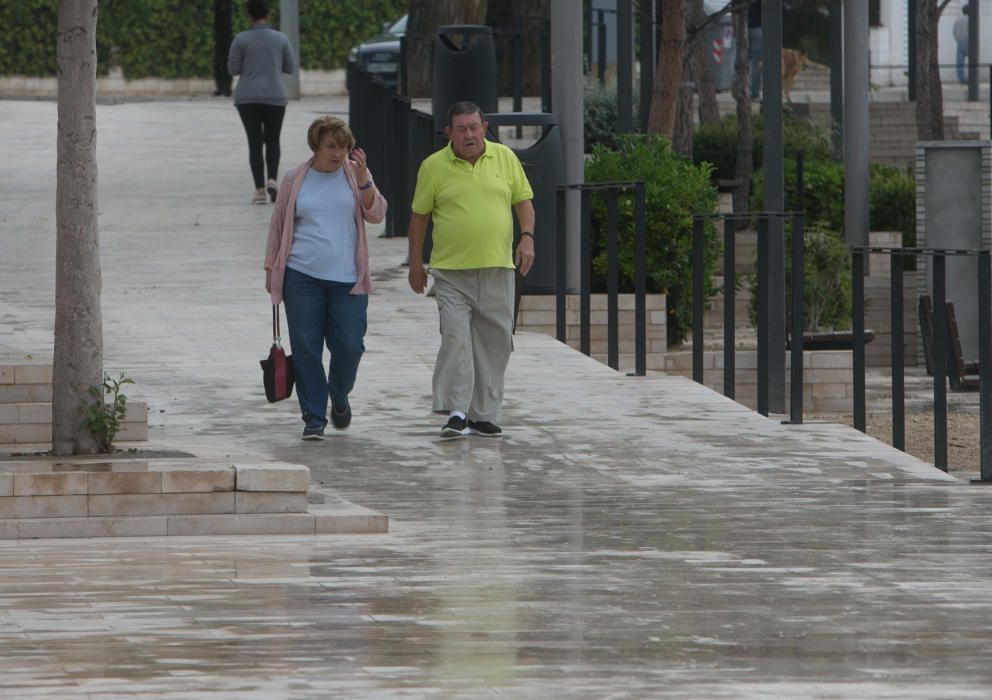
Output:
(431, 268), (514, 424)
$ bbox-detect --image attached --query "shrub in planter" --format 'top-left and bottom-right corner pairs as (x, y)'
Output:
(693, 112), (832, 181)
(585, 134), (719, 347)
(752, 157), (845, 230)
(752, 159), (916, 252)
(584, 77), (640, 152)
(869, 162), (916, 249)
(747, 222), (852, 332)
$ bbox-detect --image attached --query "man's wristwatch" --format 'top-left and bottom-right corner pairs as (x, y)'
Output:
(520, 231), (534, 240)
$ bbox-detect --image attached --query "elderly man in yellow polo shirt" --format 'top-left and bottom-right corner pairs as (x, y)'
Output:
(407, 101), (536, 439)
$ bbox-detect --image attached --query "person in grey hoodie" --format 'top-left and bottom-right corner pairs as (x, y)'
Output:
(228, 0), (296, 204)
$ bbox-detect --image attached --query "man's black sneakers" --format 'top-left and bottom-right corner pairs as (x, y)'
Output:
(302, 424), (325, 441)
(440, 415), (470, 439)
(331, 401), (352, 430)
(468, 420), (503, 437)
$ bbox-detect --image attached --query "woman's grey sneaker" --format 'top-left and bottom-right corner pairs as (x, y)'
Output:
(468, 420), (502, 437)
(440, 415), (470, 439)
(302, 424), (325, 440)
(331, 401), (352, 430)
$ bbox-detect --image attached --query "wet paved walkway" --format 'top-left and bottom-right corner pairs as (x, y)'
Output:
(2, 97), (992, 698)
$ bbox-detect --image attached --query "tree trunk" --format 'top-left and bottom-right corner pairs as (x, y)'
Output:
(732, 2), (753, 216)
(53, 0), (103, 456)
(648, 0), (685, 138)
(915, 0), (944, 140)
(486, 0), (549, 96)
(406, 0), (488, 98)
(673, 43), (695, 156)
(690, 0), (720, 126)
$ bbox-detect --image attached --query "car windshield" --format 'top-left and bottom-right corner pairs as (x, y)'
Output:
(389, 15), (407, 36)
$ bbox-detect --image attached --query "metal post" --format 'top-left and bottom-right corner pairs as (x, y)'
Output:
(830, 0), (844, 160)
(933, 253), (948, 471)
(844, 0), (869, 249)
(852, 248), (866, 432)
(693, 217), (705, 385)
(757, 216), (769, 416)
(279, 0), (300, 99)
(512, 19), (523, 138)
(795, 151), (805, 211)
(617, 0), (633, 133)
(908, 0), (917, 101)
(556, 188), (567, 343)
(551, 0), (584, 293)
(597, 10), (607, 85)
(891, 252), (905, 451)
(542, 18), (552, 112)
(639, 0), (656, 133)
(634, 184), (647, 377)
(967, 0), (979, 101)
(763, 0), (786, 413)
(580, 188), (591, 356)
(789, 214), (804, 425)
(723, 217), (736, 398)
(607, 188), (620, 370)
(399, 35), (408, 96)
(978, 251), (992, 481)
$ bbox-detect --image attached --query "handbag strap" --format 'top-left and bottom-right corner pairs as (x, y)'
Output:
(272, 304), (282, 345)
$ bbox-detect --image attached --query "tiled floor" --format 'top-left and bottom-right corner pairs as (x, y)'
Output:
(2, 98), (992, 698)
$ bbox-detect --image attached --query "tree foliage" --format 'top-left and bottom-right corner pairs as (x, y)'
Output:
(585, 135), (719, 346)
(2, 0), (407, 78)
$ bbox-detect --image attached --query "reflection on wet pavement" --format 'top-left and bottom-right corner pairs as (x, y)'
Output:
(2, 98), (991, 698)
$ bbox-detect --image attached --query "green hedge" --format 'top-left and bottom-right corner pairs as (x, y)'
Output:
(0, 0), (406, 79)
(584, 77), (639, 153)
(752, 158), (917, 249)
(693, 112), (833, 181)
(585, 134), (719, 347)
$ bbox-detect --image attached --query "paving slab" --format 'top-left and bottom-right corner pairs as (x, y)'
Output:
(1, 96), (992, 697)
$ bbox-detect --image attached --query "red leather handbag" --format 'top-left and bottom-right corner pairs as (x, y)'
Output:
(260, 305), (294, 403)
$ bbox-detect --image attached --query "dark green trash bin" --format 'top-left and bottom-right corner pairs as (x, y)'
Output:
(432, 25), (498, 132)
(484, 112), (564, 294)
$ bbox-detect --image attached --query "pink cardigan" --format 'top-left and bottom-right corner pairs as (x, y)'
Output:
(264, 157), (387, 304)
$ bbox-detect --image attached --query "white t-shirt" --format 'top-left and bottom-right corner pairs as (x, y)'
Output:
(287, 167), (358, 283)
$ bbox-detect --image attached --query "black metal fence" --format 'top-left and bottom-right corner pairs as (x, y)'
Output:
(555, 182), (647, 376)
(691, 212), (806, 424)
(348, 65), (439, 238)
(851, 246), (992, 481)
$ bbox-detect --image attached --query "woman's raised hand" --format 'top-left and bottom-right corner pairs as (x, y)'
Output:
(350, 147), (370, 185)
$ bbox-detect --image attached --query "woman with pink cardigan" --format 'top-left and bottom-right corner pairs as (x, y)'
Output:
(264, 116), (387, 440)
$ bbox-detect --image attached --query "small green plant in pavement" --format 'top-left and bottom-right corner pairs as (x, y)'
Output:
(80, 372), (135, 453)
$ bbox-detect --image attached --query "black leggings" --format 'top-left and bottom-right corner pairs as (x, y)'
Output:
(236, 103), (286, 189)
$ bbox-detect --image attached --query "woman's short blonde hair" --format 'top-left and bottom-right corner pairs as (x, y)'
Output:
(307, 116), (355, 152)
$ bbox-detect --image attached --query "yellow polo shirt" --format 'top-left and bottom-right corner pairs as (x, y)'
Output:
(411, 140), (533, 270)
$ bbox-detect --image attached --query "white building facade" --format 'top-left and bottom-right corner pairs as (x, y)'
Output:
(870, 0), (991, 87)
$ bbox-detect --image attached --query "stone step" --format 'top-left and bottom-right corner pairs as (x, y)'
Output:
(0, 459), (307, 492)
(0, 457), (388, 539)
(0, 401), (148, 444)
(0, 501), (388, 539)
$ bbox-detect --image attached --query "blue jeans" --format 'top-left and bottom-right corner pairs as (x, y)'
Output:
(282, 266), (367, 428)
(957, 43), (968, 84)
(749, 28), (763, 99)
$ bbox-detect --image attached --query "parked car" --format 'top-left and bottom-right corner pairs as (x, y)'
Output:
(346, 15), (406, 91)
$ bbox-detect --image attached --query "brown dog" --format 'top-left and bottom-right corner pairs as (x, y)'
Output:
(781, 48), (808, 103)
